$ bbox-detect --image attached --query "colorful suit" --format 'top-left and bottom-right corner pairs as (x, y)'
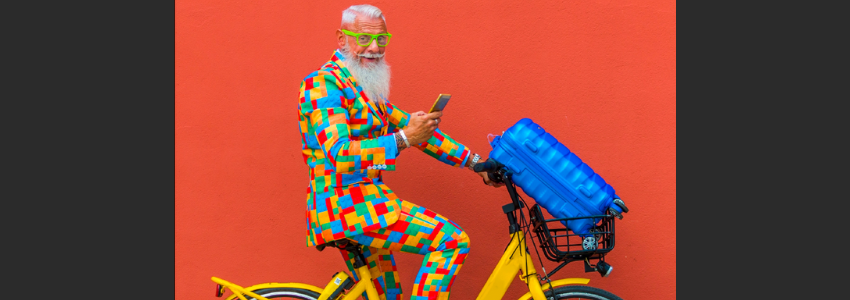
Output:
(298, 50), (472, 299)
(299, 50), (472, 247)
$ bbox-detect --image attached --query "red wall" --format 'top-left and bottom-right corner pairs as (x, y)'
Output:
(176, 0), (676, 299)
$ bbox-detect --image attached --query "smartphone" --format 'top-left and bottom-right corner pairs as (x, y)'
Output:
(429, 94), (451, 113)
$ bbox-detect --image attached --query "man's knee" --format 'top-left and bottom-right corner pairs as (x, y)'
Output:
(457, 230), (470, 249)
(440, 229), (470, 251)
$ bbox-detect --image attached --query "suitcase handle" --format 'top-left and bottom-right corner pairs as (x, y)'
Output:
(578, 185), (593, 198)
(523, 139), (538, 153)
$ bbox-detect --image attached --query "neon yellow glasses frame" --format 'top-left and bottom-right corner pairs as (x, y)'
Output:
(341, 29), (392, 47)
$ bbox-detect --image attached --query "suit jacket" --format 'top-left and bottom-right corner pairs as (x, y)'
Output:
(298, 50), (472, 247)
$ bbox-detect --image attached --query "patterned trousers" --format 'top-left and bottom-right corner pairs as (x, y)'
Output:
(339, 200), (471, 300)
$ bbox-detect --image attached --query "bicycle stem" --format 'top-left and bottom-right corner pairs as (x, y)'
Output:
(501, 172), (524, 234)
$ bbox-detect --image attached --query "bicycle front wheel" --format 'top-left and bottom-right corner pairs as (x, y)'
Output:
(543, 285), (623, 300)
(241, 287), (321, 300)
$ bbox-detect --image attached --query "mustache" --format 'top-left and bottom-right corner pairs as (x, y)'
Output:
(358, 52), (385, 58)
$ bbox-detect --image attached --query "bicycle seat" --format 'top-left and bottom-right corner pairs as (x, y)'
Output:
(315, 239), (361, 252)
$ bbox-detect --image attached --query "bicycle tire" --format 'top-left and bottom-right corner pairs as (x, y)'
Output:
(543, 285), (624, 300)
(239, 287), (321, 300)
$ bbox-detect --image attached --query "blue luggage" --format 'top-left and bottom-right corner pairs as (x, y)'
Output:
(486, 118), (626, 238)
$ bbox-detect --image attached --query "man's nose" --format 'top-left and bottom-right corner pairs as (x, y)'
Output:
(366, 38), (380, 52)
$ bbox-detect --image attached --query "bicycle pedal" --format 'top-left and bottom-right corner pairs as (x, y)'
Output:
(319, 272), (354, 300)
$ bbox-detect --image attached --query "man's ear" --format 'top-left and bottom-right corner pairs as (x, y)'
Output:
(336, 29), (346, 49)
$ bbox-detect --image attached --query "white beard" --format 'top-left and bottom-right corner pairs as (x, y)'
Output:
(340, 45), (391, 104)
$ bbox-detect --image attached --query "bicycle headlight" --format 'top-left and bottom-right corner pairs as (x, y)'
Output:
(596, 260), (613, 277)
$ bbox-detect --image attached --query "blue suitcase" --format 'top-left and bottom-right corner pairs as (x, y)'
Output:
(487, 118), (627, 238)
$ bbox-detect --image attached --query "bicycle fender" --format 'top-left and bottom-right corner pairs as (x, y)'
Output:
(516, 278), (590, 300)
(222, 282), (324, 300)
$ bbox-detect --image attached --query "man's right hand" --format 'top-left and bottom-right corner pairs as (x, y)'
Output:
(403, 111), (442, 145)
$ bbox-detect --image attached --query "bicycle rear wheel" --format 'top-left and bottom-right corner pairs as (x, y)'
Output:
(241, 287), (320, 300)
(544, 285), (623, 300)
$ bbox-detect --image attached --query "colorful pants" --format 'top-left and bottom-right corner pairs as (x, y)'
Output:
(339, 200), (471, 300)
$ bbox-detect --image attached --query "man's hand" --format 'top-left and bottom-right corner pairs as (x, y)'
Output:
(474, 158), (504, 188)
(404, 111), (442, 145)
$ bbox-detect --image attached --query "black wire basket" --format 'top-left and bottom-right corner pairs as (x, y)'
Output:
(529, 204), (616, 262)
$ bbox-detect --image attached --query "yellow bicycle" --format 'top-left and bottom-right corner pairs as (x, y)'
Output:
(212, 161), (625, 300)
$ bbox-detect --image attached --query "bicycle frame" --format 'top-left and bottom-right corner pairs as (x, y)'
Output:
(477, 230), (589, 300)
(214, 229), (590, 300)
(214, 223), (590, 300)
(212, 171), (593, 300)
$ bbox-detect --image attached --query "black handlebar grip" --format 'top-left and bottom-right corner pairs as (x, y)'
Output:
(473, 159), (505, 184)
(473, 159), (499, 173)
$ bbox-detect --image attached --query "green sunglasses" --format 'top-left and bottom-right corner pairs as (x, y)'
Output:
(341, 29), (392, 47)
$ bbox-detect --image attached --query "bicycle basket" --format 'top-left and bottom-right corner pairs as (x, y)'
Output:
(529, 204), (615, 262)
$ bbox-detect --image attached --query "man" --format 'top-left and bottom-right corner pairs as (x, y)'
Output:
(297, 4), (499, 300)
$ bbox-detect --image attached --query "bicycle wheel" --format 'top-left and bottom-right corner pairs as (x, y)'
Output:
(543, 285), (623, 300)
(241, 287), (321, 300)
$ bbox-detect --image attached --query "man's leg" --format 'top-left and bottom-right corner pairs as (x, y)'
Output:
(346, 200), (471, 300)
(339, 246), (402, 300)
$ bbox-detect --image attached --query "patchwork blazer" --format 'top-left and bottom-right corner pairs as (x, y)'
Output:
(298, 50), (472, 247)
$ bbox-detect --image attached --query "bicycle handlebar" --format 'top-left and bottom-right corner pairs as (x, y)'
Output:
(473, 159), (504, 184)
(472, 159), (499, 173)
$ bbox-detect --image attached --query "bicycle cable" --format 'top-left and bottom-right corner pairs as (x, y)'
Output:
(503, 174), (557, 299)
(516, 190), (531, 292)
(517, 193), (557, 300)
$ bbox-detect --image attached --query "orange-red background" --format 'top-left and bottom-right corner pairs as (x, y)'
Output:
(176, 0), (675, 299)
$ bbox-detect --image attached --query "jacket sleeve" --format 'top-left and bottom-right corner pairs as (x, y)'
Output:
(299, 71), (398, 173)
(385, 102), (472, 169)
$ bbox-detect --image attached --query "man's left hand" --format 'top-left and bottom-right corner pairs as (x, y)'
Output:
(477, 170), (504, 188)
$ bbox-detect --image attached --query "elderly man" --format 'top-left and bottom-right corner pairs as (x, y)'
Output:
(297, 4), (499, 300)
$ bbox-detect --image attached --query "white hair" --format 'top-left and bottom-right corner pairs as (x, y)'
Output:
(341, 4), (386, 26)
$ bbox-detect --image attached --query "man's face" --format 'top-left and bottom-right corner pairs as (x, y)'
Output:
(337, 15), (388, 66)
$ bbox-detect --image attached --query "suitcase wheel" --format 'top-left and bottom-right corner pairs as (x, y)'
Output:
(613, 198), (629, 213)
(608, 207), (623, 220)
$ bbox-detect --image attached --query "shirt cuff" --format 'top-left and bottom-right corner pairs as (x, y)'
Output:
(459, 149), (471, 169)
(382, 133), (401, 158)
